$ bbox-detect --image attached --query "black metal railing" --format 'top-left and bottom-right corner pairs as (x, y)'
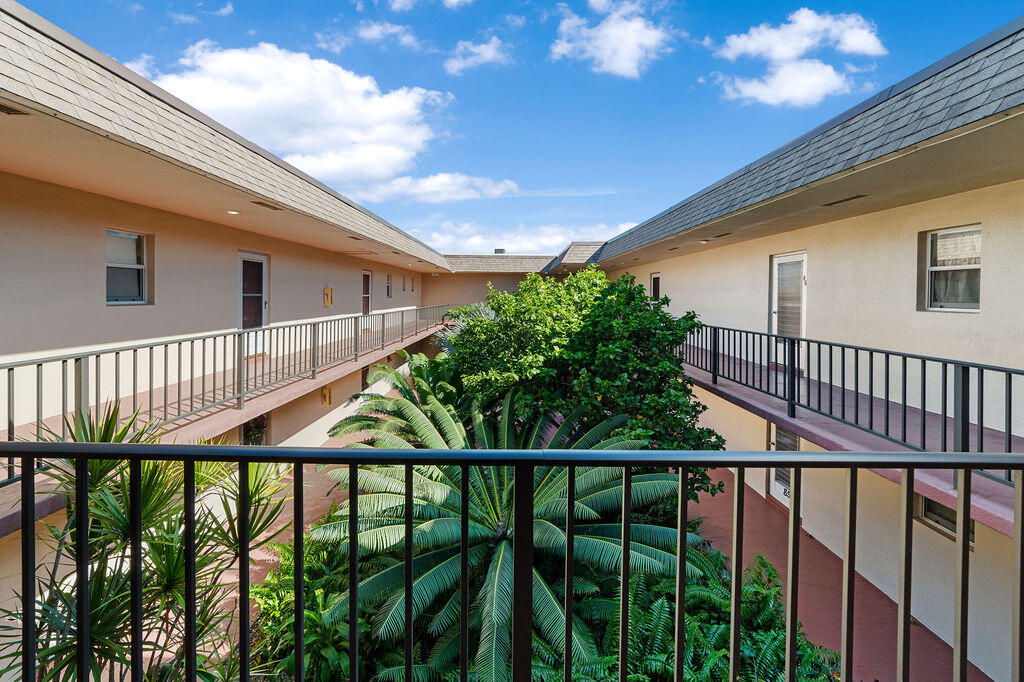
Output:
(681, 326), (1024, 481)
(0, 305), (450, 482)
(4, 442), (1024, 682)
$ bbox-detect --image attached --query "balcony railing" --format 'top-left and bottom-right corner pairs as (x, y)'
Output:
(0, 304), (450, 479)
(680, 325), (1024, 482)
(2, 442), (1022, 681)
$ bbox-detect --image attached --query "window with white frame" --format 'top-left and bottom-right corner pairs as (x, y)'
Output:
(926, 226), (980, 310)
(386, 274), (393, 298)
(106, 229), (147, 303)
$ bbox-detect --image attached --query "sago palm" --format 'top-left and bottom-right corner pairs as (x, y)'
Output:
(321, 371), (687, 681)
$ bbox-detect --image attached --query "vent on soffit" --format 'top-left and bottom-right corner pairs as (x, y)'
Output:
(0, 103), (28, 115)
(250, 200), (282, 211)
(822, 194), (868, 207)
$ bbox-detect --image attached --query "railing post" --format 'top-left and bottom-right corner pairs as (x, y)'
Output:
(512, 463), (534, 680)
(235, 332), (246, 409)
(354, 317), (361, 362)
(711, 327), (720, 385)
(787, 337), (798, 418)
(400, 309), (406, 342)
(73, 357), (89, 417)
(953, 364), (970, 452)
(310, 323), (319, 380)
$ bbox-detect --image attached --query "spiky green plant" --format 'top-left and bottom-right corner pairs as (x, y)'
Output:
(0, 404), (287, 682)
(321, 365), (695, 681)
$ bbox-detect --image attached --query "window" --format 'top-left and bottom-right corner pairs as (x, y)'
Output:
(926, 226), (980, 310)
(411, 277), (415, 292)
(650, 273), (661, 299)
(386, 274), (393, 299)
(106, 230), (147, 303)
(915, 494), (975, 542)
(402, 276), (407, 292)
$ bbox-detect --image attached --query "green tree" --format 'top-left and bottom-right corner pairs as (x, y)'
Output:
(446, 267), (724, 499)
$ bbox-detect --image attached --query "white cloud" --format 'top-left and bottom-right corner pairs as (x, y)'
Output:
(315, 30), (352, 54)
(711, 8), (885, 107)
(153, 40), (525, 203)
(355, 21), (425, 50)
(168, 11), (198, 24)
(444, 36), (512, 76)
(124, 53), (155, 79)
(716, 8), (886, 62)
(388, 0), (473, 10)
(720, 59), (849, 107)
(353, 173), (519, 203)
(155, 41), (445, 189)
(413, 220), (634, 254)
(505, 14), (527, 29)
(550, 1), (674, 79)
(210, 2), (233, 16)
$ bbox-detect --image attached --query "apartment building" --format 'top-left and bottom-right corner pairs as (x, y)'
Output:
(3, 0), (1024, 679)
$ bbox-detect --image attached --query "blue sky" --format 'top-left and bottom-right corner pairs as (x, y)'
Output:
(23, 1), (1024, 253)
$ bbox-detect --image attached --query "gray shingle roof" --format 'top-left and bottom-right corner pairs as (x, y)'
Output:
(599, 14), (1024, 262)
(541, 241), (604, 273)
(0, 0), (449, 269)
(445, 254), (556, 273)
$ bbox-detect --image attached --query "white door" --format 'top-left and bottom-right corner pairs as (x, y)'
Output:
(239, 253), (268, 355)
(771, 252), (806, 337)
(769, 424), (800, 507)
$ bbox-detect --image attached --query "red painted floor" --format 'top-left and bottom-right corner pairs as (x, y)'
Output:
(692, 468), (991, 682)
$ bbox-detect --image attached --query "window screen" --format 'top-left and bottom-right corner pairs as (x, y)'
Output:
(106, 230), (146, 303)
(927, 227), (980, 309)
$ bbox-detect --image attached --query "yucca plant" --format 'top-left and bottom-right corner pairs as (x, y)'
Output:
(0, 404), (288, 682)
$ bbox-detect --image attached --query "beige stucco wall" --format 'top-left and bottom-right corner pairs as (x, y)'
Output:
(419, 272), (529, 307)
(608, 177), (1024, 371)
(0, 170), (425, 357)
(697, 393), (1012, 680)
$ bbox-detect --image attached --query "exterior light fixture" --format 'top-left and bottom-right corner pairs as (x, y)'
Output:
(226, 210), (240, 215)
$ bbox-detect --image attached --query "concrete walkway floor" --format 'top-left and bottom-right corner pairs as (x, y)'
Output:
(691, 468), (991, 682)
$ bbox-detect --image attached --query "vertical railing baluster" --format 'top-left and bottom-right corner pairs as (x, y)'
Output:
(853, 348), (859, 425)
(564, 464), (575, 682)
(239, 461), (251, 682)
(512, 463), (534, 681)
(132, 349), (138, 419)
(130, 457), (143, 682)
(828, 346), (834, 416)
(786, 337), (797, 418)
(349, 463), (359, 682)
(711, 327), (719, 385)
(896, 468), (914, 682)
(868, 352), (874, 430)
(941, 363), (948, 452)
(1006, 374), (1013, 455)
(22, 452), (36, 682)
(461, 464), (470, 682)
(94, 354), (101, 421)
(840, 468), (857, 682)
(953, 468), (971, 682)
(189, 340), (195, 412)
(61, 360), (68, 439)
(784, 466), (802, 682)
(977, 369), (985, 453)
(887, 354), (895, 434)
(954, 365), (970, 452)
(619, 467), (632, 682)
(673, 465), (688, 682)
(728, 467), (745, 682)
(901, 356), (908, 444)
(294, 463), (305, 682)
(1013, 469), (1024, 682)
(405, 464), (414, 682)
(201, 339), (207, 408)
(75, 454), (89, 682)
(921, 360), (928, 449)
(184, 459), (197, 682)
(177, 344), (183, 416)
(35, 364), (42, 441)
(115, 352), (121, 421)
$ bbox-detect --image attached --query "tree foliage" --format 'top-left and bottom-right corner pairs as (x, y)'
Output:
(445, 267), (725, 498)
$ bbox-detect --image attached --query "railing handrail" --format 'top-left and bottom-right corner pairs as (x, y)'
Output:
(0, 303), (452, 371)
(2, 441), (1021, 469)
(700, 323), (1024, 377)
